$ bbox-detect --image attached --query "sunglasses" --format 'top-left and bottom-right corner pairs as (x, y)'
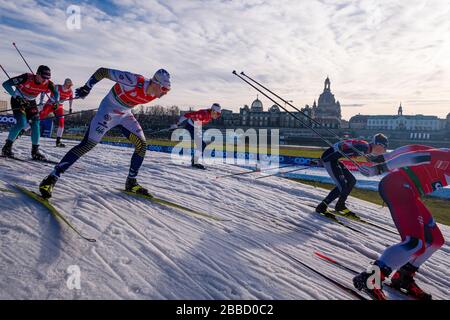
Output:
(38, 73), (51, 80)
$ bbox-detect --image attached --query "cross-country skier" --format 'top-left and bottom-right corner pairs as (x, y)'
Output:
(39, 78), (74, 148)
(1, 65), (59, 160)
(315, 133), (388, 218)
(353, 145), (448, 300)
(39, 68), (171, 199)
(170, 103), (222, 169)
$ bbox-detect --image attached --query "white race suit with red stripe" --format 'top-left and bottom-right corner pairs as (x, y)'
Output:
(53, 68), (160, 179)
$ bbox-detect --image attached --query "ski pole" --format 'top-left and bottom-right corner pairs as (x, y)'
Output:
(12, 42), (53, 102)
(240, 71), (369, 161)
(0, 64), (29, 103)
(232, 71), (361, 168)
(144, 128), (171, 136)
(215, 163), (296, 180)
(255, 166), (311, 180)
(40, 107), (98, 122)
(0, 108), (13, 114)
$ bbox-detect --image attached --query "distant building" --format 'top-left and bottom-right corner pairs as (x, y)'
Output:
(447, 113), (450, 130)
(219, 77), (342, 129)
(0, 100), (8, 113)
(349, 104), (447, 132)
(313, 77), (342, 128)
(348, 114), (368, 130)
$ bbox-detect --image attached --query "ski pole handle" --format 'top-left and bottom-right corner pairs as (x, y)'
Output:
(12, 42), (52, 102)
(0, 64), (28, 102)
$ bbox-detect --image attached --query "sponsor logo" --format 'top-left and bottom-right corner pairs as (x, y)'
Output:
(130, 92), (137, 97)
(103, 114), (112, 122)
(97, 122), (108, 129)
(0, 116), (17, 124)
(119, 74), (124, 80)
(418, 215), (424, 225)
(95, 126), (105, 135)
(431, 181), (443, 191)
(137, 82), (143, 89)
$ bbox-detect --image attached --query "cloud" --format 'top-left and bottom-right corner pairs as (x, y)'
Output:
(0, 0), (449, 120)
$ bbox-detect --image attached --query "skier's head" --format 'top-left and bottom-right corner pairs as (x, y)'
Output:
(370, 133), (388, 154)
(210, 103), (222, 119)
(149, 69), (171, 98)
(63, 78), (73, 89)
(36, 65), (51, 82)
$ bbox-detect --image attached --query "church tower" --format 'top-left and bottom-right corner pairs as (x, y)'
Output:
(398, 103), (403, 116)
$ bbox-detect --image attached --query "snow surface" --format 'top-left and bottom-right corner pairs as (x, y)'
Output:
(0, 132), (449, 300)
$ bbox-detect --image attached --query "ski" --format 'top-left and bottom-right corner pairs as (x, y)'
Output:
(330, 210), (397, 235)
(119, 190), (229, 222)
(314, 210), (366, 235)
(0, 187), (15, 193)
(313, 251), (421, 300)
(271, 246), (369, 300)
(14, 185), (96, 242)
(0, 154), (59, 165)
(304, 203), (395, 235)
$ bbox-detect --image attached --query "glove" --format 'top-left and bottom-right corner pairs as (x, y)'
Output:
(367, 153), (385, 163)
(358, 165), (384, 177)
(75, 85), (91, 99)
(169, 124), (178, 130)
(69, 108), (73, 114)
(309, 159), (322, 167)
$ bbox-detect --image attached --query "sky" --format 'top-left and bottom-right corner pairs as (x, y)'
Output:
(0, 0), (449, 120)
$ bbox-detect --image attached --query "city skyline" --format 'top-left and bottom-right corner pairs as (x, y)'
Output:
(1, 0), (449, 120)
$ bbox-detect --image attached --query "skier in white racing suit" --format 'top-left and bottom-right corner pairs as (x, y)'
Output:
(39, 67), (171, 198)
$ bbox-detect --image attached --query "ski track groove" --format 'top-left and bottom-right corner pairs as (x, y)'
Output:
(1, 134), (448, 299)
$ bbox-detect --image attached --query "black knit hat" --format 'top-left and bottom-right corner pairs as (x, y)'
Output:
(36, 65), (51, 79)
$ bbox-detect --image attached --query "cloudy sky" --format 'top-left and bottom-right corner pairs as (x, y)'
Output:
(0, 0), (449, 120)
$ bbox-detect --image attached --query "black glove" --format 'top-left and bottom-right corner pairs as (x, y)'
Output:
(14, 96), (29, 111)
(367, 154), (385, 163)
(309, 159), (323, 167)
(75, 85), (91, 99)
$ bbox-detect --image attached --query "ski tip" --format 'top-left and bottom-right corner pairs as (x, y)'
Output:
(314, 251), (337, 264)
(232, 70), (236, 74)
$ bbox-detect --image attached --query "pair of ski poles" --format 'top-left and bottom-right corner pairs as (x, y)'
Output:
(232, 71), (369, 169)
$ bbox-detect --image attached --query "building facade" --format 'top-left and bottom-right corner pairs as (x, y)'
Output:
(219, 77), (342, 129)
(350, 105), (446, 132)
(313, 77), (342, 128)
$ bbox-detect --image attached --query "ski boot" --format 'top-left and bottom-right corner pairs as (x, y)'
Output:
(1, 140), (14, 157)
(56, 137), (66, 148)
(191, 158), (206, 170)
(335, 203), (360, 220)
(353, 262), (391, 300)
(32, 145), (47, 161)
(315, 201), (336, 220)
(315, 201), (329, 214)
(125, 177), (151, 197)
(39, 174), (59, 199)
(389, 263), (432, 300)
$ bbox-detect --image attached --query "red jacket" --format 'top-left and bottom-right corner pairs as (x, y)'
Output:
(183, 109), (213, 125)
